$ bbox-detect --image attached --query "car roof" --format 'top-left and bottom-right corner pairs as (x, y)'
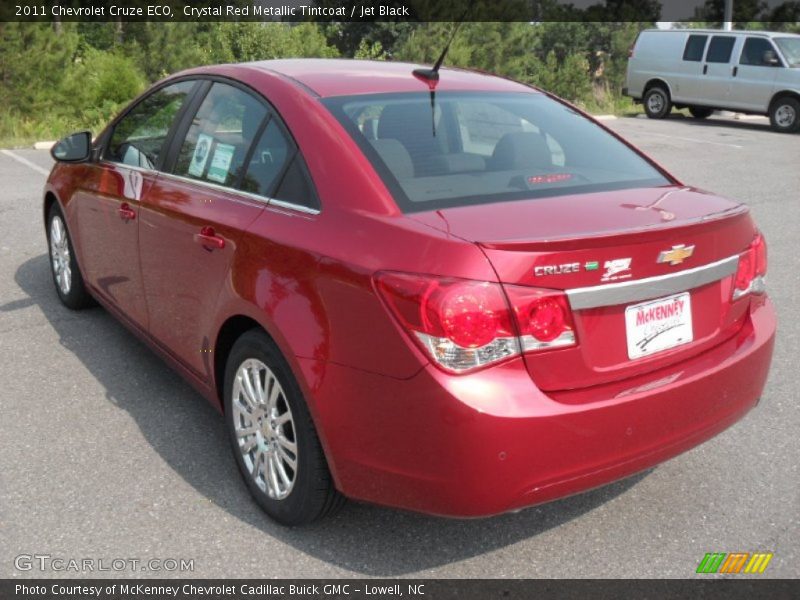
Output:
(642, 28), (800, 39)
(239, 59), (537, 98)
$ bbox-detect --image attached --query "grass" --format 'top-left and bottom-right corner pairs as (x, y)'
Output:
(0, 111), (110, 149)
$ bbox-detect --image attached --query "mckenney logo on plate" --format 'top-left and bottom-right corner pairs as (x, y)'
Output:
(625, 292), (693, 359)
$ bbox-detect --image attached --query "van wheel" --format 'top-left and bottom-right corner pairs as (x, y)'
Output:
(644, 86), (671, 119)
(224, 330), (345, 525)
(769, 97), (800, 133)
(689, 107), (714, 119)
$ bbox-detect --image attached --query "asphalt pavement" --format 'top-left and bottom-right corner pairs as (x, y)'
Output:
(0, 113), (797, 578)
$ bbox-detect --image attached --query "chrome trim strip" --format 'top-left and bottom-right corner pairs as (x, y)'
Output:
(154, 172), (322, 215)
(157, 171), (271, 205)
(567, 255), (739, 310)
(267, 198), (321, 215)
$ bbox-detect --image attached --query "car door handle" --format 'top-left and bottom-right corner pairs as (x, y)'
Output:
(732, 66), (738, 77)
(194, 226), (225, 250)
(118, 203), (136, 221)
(703, 64), (708, 75)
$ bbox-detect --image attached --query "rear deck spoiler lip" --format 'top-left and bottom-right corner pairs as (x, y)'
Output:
(476, 204), (749, 252)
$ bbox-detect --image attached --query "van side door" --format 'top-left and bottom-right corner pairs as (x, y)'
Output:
(729, 36), (781, 112)
(700, 35), (739, 107)
(672, 33), (710, 104)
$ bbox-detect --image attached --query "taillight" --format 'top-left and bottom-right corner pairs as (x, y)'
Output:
(504, 285), (577, 352)
(376, 272), (576, 374)
(733, 233), (767, 300)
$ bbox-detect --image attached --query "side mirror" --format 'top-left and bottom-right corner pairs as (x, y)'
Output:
(763, 50), (780, 67)
(51, 131), (92, 162)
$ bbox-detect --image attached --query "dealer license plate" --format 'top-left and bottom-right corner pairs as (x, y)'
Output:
(625, 292), (693, 359)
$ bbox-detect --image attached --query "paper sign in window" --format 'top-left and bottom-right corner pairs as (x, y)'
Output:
(207, 143), (235, 184)
(188, 134), (213, 177)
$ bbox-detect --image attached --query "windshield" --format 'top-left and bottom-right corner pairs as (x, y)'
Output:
(323, 91), (672, 213)
(775, 37), (800, 67)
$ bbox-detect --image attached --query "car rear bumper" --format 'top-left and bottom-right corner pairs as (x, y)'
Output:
(300, 297), (775, 517)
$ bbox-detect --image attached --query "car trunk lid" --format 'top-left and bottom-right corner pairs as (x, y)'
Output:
(411, 186), (756, 392)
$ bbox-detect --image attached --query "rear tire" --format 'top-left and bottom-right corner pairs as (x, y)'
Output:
(769, 97), (800, 133)
(224, 330), (345, 526)
(644, 86), (672, 119)
(689, 106), (714, 119)
(46, 203), (94, 310)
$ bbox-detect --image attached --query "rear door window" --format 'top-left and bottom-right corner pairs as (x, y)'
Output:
(105, 81), (195, 169)
(706, 36), (737, 63)
(240, 120), (292, 197)
(683, 35), (708, 62)
(173, 82), (268, 189)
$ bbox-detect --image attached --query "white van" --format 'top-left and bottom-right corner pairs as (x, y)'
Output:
(625, 29), (800, 132)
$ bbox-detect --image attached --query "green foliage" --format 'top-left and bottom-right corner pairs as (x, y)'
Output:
(19, 19), (787, 146)
(354, 39), (387, 60)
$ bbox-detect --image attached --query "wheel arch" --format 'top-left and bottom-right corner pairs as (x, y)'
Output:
(43, 190), (60, 230)
(213, 314), (267, 411)
(211, 311), (344, 489)
(769, 89), (800, 111)
(644, 78), (673, 99)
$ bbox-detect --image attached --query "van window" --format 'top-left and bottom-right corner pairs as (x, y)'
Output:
(706, 36), (736, 63)
(683, 35), (708, 62)
(740, 37), (778, 66)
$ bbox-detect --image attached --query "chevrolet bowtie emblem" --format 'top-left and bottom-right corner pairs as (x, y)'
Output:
(658, 244), (695, 266)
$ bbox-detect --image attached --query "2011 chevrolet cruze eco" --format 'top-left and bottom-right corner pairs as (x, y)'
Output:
(44, 59), (775, 525)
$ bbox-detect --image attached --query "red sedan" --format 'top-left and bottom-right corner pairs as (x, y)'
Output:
(44, 60), (775, 525)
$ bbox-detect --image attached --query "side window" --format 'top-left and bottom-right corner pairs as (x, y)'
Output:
(105, 81), (195, 169)
(174, 82), (267, 189)
(273, 155), (320, 211)
(683, 35), (708, 62)
(741, 37), (778, 66)
(706, 36), (736, 63)
(240, 120), (292, 197)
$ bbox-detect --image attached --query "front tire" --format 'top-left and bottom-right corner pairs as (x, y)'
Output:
(46, 204), (94, 310)
(769, 97), (800, 133)
(224, 330), (344, 525)
(644, 86), (672, 119)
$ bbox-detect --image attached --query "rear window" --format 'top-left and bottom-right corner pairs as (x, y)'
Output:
(323, 92), (670, 213)
(683, 35), (708, 62)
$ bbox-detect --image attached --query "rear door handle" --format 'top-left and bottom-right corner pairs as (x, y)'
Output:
(703, 64), (708, 75)
(732, 66), (738, 77)
(118, 203), (136, 221)
(193, 226), (225, 250)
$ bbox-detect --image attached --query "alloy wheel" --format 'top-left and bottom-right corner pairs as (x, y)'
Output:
(50, 215), (72, 295)
(232, 358), (298, 500)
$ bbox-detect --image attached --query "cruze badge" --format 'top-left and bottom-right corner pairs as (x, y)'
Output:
(658, 244), (695, 266)
(534, 262), (580, 277)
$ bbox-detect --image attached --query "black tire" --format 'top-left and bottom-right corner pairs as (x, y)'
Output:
(46, 203), (94, 310)
(224, 330), (344, 525)
(769, 96), (800, 133)
(689, 106), (714, 119)
(643, 85), (672, 119)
